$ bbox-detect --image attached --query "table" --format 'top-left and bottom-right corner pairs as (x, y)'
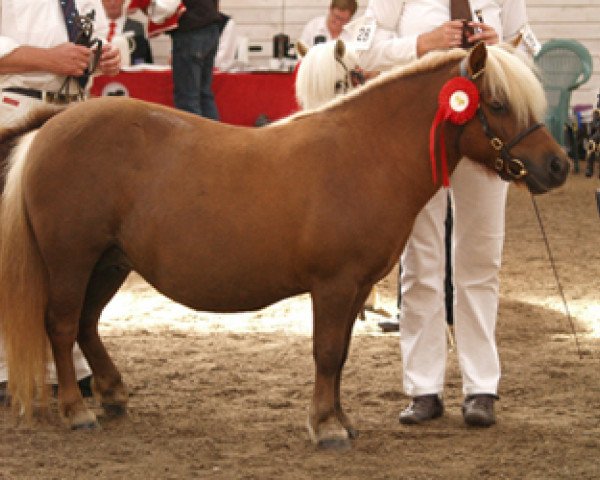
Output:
(90, 66), (300, 127)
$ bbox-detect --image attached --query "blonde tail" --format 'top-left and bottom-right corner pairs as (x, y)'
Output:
(0, 131), (49, 416)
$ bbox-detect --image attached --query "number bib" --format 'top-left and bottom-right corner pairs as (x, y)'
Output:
(347, 15), (377, 52)
(520, 23), (541, 56)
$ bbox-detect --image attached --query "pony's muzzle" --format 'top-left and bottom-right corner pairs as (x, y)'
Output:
(548, 154), (570, 185)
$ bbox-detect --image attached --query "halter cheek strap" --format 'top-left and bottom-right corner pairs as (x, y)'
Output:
(334, 56), (351, 94)
(334, 56), (365, 95)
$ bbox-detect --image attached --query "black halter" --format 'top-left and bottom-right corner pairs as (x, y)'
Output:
(459, 58), (544, 181)
(334, 55), (365, 95)
(476, 109), (543, 180)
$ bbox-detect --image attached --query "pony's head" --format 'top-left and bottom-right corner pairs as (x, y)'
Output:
(456, 42), (569, 194)
(295, 39), (359, 110)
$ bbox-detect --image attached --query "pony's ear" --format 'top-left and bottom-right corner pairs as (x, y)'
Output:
(334, 39), (346, 62)
(468, 41), (487, 79)
(296, 40), (308, 59)
(509, 32), (523, 49)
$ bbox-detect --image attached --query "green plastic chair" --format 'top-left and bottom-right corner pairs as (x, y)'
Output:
(534, 39), (593, 151)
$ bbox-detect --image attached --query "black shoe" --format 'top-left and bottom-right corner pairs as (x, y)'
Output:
(399, 394), (444, 425)
(51, 375), (94, 398)
(462, 394), (497, 427)
(379, 311), (400, 332)
(0, 380), (8, 406)
(378, 320), (399, 332)
(77, 375), (94, 398)
(254, 113), (270, 127)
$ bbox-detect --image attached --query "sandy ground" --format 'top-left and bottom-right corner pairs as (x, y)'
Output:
(1, 173), (599, 480)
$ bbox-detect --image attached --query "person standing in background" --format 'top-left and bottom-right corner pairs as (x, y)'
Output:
(126, 0), (219, 118)
(299, 0), (358, 47)
(102, 0), (154, 65)
(168, 0), (221, 119)
(358, 0), (533, 428)
(0, 0), (121, 404)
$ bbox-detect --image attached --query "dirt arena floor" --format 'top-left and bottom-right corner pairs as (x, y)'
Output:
(1, 173), (599, 479)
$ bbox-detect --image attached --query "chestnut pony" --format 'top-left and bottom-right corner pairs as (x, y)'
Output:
(0, 43), (568, 449)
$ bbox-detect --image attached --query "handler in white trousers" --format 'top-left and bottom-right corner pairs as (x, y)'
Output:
(358, 0), (533, 426)
(0, 0), (122, 402)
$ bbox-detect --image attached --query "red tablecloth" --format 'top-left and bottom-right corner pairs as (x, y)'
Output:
(90, 67), (300, 126)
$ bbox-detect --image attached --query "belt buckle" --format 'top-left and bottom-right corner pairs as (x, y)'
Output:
(45, 91), (80, 104)
(44, 91), (65, 104)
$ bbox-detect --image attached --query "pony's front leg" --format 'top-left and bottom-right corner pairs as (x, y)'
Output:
(333, 284), (373, 439)
(308, 281), (363, 449)
(47, 301), (98, 429)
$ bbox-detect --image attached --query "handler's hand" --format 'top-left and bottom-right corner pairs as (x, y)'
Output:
(467, 22), (499, 45)
(47, 42), (92, 77)
(416, 20), (465, 57)
(98, 43), (121, 76)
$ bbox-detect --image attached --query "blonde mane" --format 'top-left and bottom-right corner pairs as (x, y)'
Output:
(285, 44), (546, 128)
(482, 44), (547, 127)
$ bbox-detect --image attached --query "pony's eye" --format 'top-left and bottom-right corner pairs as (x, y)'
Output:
(489, 100), (507, 113)
(335, 80), (346, 93)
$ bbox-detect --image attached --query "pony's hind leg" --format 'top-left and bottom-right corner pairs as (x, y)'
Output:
(46, 282), (99, 429)
(308, 279), (368, 450)
(77, 247), (131, 417)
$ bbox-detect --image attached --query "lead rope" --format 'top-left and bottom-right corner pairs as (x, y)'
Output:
(530, 194), (584, 359)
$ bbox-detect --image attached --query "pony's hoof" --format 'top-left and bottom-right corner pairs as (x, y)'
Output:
(71, 420), (100, 431)
(307, 416), (352, 450)
(102, 402), (127, 417)
(317, 437), (352, 451)
(67, 408), (99, 430)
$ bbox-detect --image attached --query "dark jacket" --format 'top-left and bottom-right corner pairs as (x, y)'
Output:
(176, 0), (220, 32)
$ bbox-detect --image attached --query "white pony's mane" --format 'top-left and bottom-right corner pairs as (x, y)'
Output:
(283, 44), (546, 128)
(295, 40), (359, 110)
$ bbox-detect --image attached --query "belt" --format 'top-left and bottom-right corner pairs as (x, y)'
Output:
(2, 87), (83, 104)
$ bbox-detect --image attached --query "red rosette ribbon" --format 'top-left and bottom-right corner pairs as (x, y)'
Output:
(429, 77), (479, 186)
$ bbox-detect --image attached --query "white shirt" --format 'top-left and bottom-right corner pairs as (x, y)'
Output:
(215, 17), (238, 71)
(0, 0), (109, 91)
(299, 15), (354, 47)
(359, 0), (528, 71)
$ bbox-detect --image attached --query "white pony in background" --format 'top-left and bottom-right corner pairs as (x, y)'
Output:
(295, 39), (360, 110)
(294, 39), (390, 319)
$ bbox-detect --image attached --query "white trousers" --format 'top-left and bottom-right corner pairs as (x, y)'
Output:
(0, 341), (91, 384)
(400, 159), (508, 397)
(0, 91), (91, 383)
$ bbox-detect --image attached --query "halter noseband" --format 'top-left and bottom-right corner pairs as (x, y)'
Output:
(459, 58), (544, 181)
